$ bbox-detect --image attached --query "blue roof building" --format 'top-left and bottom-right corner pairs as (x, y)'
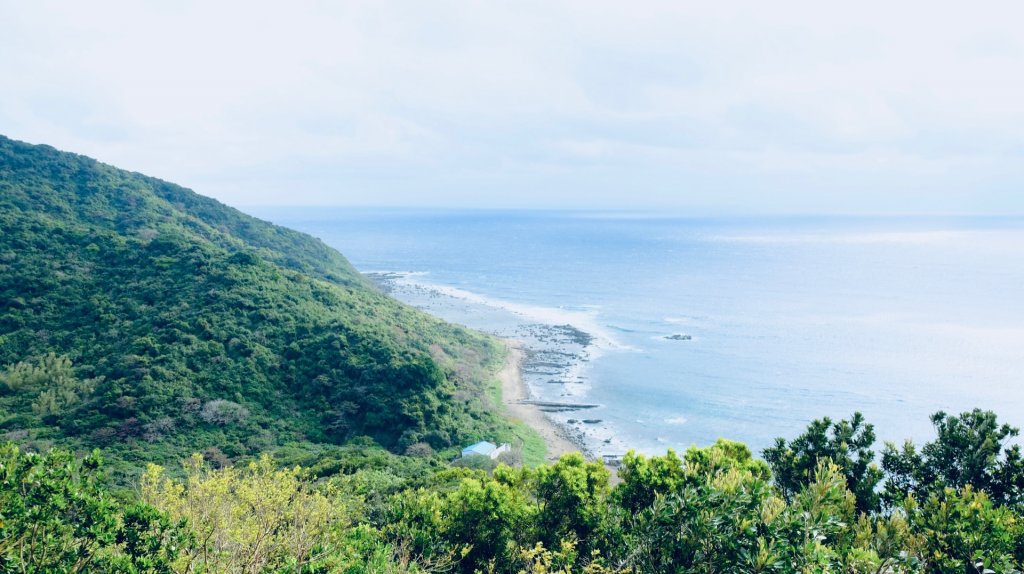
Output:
(461, 440), (511, 459)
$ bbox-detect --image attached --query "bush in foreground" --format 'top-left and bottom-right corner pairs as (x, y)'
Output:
(3, 409), (1024, 573)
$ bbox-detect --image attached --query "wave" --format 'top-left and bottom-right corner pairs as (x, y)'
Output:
(388, 272), (628, 352)
(664, 315), (711, 325)
(363, 269), (430, 276)
(371, 270), (639, 456)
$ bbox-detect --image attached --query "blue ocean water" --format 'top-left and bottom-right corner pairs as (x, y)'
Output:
(250, 209), (1024, 456)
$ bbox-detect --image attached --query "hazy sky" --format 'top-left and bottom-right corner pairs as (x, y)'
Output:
(3, 1), (1023, 214)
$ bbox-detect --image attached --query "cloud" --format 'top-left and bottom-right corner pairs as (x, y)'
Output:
(2, 0), (1023, 213)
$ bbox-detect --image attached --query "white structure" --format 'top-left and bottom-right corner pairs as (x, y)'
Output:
(461, 440), (511, 459)
(602, 454), (623, 467)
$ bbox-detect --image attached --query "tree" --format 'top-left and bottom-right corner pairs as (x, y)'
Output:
(683, 437), (771, 479)
(0, 444), (183, 573)
(613, 449), (687, 515)
(437, 472), (535, 573)
(141, 453), (350, 573)
(764, 412), (883, 513)
(0, 353), (98, 422)
(907, 486), (1024, 574)
(882, 409), (1024, 507)
(532, 453), (611, 558)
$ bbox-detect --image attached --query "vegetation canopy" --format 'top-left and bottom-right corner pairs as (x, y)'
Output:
(0, 135), (534, 479)
(3, 408), (1024, 573)
(2, 137), (1023, 572)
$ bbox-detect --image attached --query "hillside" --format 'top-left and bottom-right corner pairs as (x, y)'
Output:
(4, 137), (1024, 574)
(0, 135), (528, 478)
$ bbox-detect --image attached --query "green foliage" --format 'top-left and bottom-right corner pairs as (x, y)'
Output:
(764, 411), (884, 513)
(684, 437), (771, 479)
(846, 510), (924, 573)
(519, 540), (617, 574)
(613, 448), (686, 515)
(0, 353), (100, 423)
(907, 486), (1024, 574)
(1, 352), (73, 393)
(141, 454), (354, 573)
(533, 454), (611, 558)
(615, 451), (850, 573)
(882, 409), (1024, 509)
(386, 467), (535, 572)
(0, 134), (521, 477)
(0, 444), (185, 573)
(7, 406), (1024, 574)
(31, 364), (98, 420)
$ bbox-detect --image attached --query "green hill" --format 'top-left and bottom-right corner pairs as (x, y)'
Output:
(0, 135), (524, 477)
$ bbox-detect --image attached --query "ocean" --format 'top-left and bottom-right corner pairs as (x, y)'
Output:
(249, 209), (1024, 457)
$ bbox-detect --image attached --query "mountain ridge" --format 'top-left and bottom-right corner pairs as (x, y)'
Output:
(0, 134), (525, 478)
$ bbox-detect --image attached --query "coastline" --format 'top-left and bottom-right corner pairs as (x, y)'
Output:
(368, 271), (624, 459)
(497, 340), (582, 462)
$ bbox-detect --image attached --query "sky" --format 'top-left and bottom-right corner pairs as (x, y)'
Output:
(2, 1), (1023, 214)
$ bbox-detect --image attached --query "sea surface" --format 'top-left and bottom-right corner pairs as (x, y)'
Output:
(249, 209), (1024, 457)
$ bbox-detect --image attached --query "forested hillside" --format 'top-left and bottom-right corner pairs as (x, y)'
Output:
(0, 135), (529, 478)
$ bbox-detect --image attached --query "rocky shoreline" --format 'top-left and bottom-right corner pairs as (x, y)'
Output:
(365, 271), (624, 459)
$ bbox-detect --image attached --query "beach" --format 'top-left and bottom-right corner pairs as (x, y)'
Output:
(365, 270), (625, 457)
(497, 341), (580, 461)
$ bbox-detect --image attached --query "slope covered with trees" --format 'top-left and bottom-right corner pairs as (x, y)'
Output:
(0, 135), (529, 478)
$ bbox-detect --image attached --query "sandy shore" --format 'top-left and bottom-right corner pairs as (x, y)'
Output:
(497, 340), (580, 461)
